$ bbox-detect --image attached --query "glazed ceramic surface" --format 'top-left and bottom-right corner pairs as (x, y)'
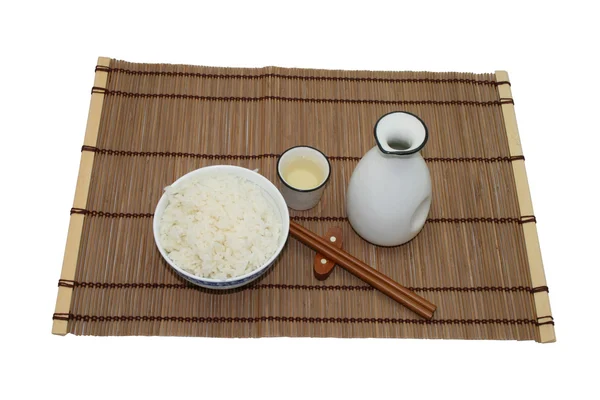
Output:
(346, 111), (432, 246)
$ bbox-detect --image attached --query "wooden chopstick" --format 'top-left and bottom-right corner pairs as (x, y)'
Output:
(289, 221), (437, 319)
(291, 221), (436, 312)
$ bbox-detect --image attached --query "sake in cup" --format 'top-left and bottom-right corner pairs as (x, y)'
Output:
(277, 146), (331, 211)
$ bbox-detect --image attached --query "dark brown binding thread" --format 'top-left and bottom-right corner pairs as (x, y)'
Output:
(425, 156), (524, 163)
(81, 146), (524, 164)
(52, 313), (71, 321)
(531, 286), (549, 294)
(292, 216), (348, 222)
(54, 314), (538, 325)
(91, 86), (108, 95)
(94, 65), (111, 73)
(81, 145), (101, 153)
(536, 315), (555, 326)
(70, 207), (88, 215)
(496, 80), (511, 86)
(537, 321), (554, 326)
(428, 217), (532, 224)
(58, 279), (75, 288)
(61, 280), (546, 294)
(500, 98), (515, 105)
(69, 209), (535, 225)
(95, 90), (512, 106)
(520, 215), (537, 224)
(81, 146), (280, 160)
(328, 156), (360, 161)
(70, 208), (154, 218)
(98, 67), (503, 86)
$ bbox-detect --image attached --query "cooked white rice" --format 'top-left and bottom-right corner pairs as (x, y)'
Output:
(159, 173), (282, 279)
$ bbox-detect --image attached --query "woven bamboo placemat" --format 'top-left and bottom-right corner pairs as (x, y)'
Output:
(52, 57), (554, 342)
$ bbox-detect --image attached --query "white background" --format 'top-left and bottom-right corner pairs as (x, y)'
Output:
(1, 0), (599, 398)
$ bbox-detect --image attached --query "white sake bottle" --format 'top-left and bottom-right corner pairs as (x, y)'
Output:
(346, 111), (432, 246)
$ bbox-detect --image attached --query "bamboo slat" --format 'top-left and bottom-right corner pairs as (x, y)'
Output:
(52, 57), (110, 335)
(496, 71), (555, 343)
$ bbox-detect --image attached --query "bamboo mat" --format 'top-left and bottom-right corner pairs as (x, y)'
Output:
(52, 57), (554, 342)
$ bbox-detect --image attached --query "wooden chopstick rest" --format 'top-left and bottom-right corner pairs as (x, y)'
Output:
(314, 227), (343, 280)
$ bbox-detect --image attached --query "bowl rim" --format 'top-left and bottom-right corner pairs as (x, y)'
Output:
(153, 165), (290, 283)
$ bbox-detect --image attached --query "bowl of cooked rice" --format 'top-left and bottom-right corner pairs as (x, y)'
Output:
(153, 165), (290, 289)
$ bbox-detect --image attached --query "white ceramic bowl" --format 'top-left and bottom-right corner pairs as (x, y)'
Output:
(153, 165), (290, 289)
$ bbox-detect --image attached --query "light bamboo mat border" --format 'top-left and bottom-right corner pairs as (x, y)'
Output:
(495, 71), (555, 343)
(52, 57), (111, 335)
